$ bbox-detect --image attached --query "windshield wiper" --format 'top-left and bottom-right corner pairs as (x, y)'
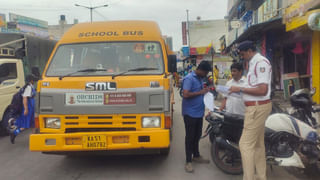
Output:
(112, 67), (158, 79)
(59, 68), (106, 80)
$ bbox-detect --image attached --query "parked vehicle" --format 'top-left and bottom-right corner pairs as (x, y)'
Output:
(29, 21), (176, 155)
(203, 89), (320, 175)
(0, 33), (56, 135)
(289, 88), (319, 127)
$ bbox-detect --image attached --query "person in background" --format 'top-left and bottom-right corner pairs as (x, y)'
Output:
(229, 41), (272, 180)
(213, 65), (219, 85)
(182, 61), (211, 173)
(10, 75), (36, 144)
(184, 69), (188, 76)
(219, 62), (245, 115)
(288, 79), (295, 96)
(173, 72), (180, 87)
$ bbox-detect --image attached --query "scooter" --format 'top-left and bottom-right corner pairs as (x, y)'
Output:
(203, 89), (320, 175)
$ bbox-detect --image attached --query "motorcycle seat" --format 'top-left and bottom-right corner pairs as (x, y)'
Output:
(224, 112), (244, 122)
(222, 112), (244, 142)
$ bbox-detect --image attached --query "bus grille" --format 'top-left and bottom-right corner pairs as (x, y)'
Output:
(65, 128), (136, 133)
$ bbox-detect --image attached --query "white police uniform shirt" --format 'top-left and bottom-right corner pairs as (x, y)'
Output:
(243, 53), (272, 101)
(225, 77), (246, 115)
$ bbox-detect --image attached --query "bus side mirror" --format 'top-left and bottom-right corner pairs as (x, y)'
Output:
(168, 55), (177, 73)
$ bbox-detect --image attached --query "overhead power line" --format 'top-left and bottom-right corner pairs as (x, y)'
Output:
(93, 9), (109, 20)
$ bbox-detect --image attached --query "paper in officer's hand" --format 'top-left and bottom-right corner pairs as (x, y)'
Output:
(216, 85), (242, 98)
(216, 85), (229, 95)
(204, 92), (215, 111)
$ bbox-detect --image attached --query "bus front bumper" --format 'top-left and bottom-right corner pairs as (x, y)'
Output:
(29, 130), (170, 152)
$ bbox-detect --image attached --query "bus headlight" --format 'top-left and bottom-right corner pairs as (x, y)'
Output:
(45, 118), (61, 129)
(142, 117), (160, 128)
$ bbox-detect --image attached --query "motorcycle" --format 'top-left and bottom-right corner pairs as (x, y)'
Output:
(203, 89), (320, 175)
(289, 88), (319, 127)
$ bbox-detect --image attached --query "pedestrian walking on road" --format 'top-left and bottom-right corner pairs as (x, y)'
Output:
(229, 41), (272, 180)
(182, 61), (211, 173)
(10, 75), (36, 144)
(213, 65), (219, 85)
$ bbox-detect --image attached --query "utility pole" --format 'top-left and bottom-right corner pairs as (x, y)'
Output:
(211, 41), (215, 82)
(186, 9), (190, 56)
(75, 3), (108, 23)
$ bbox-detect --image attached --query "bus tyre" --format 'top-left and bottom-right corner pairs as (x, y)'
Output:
(0, 112), (10, 136)
(160, 147), (170, 156)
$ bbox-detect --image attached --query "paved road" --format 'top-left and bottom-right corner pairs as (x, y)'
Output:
(0, 88), (318, 180)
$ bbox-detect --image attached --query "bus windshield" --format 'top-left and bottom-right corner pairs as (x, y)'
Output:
(46, 42), (164, 77)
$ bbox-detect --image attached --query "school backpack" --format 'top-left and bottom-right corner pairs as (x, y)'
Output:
(10, 84), (29, 115)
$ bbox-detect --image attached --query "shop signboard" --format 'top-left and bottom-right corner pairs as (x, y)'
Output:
(257, 0), (278, 24)
(284, 0), (320, 23)
(0, 28), (20, 33)
(230, 20), (241, 29)
(285, 9), (320, 31)
(9, 13), (48, 29)
(282, 72), (301, 99)
(182, 47), (189, 57)
(219, 35), (226, 52)
(9, 13), (48, 37)
(0, 13), (6, 27)
(241, 11), (253, 31)
(182, 22), (187, 45)
(189, 46), (212, 55)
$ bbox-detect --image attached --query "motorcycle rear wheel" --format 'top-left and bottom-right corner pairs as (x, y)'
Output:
(211, 138), (243, 175)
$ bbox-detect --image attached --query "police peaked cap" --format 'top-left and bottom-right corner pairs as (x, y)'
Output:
(237, 40), (255, 51)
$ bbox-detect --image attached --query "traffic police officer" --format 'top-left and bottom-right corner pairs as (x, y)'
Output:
(229, 41), (272, 180)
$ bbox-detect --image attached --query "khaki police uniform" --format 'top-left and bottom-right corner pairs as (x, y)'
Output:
(240, 53), (272, 180)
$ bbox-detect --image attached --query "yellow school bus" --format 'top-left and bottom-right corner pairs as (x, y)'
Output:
(29, 21), (176, 155)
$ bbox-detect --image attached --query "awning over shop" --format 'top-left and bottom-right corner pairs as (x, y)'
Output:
(225, 18), (284, 52)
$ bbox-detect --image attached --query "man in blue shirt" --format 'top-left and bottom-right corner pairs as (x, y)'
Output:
(182, 61), (211, 173)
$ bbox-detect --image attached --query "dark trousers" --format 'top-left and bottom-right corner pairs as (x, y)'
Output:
(184, 115), (203, 163)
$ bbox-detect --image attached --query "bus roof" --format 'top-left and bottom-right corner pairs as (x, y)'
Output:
(59, 20), (163, 44)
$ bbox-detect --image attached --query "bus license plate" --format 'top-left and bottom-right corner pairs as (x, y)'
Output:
(83, 135), (107, 149)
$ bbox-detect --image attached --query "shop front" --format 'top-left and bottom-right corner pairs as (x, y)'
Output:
(284, 0), (320, 103)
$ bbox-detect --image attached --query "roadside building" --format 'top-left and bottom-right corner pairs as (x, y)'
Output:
(283, 0), (320, 103)
(181, 18), (232, 76)
(225, 0), (320, 103)
(48, 15), (77, 40)
(0, 13), (49, 38)
(163, 35), (173, 51)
